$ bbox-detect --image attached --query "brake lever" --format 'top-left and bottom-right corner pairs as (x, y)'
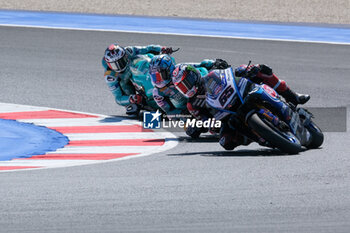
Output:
(172, 48), (180, 53)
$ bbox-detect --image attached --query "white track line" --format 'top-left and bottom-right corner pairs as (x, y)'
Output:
(66, 132), (173, 140)
(18, 118), (136, 127)
(1, 24), (349, 46)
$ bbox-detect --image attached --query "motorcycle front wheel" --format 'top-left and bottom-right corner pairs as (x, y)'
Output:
(305, 121), (324, 149)
(247, 113), (302, 154)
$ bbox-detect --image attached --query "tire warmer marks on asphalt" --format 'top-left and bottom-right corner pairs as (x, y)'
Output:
(0, 103), (178, 172)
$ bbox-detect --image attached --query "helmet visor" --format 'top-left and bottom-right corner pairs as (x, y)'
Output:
(108, 55), (128, 72)
(175, 70), (198, 98)
(150, 69), (170, 88)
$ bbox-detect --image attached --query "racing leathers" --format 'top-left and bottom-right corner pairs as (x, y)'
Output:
(152, 59), (218, 118)
(153, 85), (188, 118)
(219, 64), (310, 150)
(194, 63), (310, 150)
(235, 64), (310, 105)
(102, 45), (168, 107)
(181, 59), (230, 137)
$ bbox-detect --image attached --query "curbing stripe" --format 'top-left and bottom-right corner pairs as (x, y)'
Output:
(0, 103), (178, 172)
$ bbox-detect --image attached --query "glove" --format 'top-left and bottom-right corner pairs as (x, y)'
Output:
(246, 65), (261, 78)
(161, 47), (178, 54)
(234, 65), (248, 77)
(129, 94), (143, 105)
(213, 59), (230, 69)
(187, 102), (200, 119)
(258, 64), (273, 76)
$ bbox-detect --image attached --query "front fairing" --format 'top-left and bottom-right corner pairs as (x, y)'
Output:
(205, 68), (248, 110)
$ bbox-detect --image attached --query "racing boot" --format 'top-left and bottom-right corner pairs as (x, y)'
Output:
(185, 125), (207, 139)
(219, 133), (239, 150)
(219, 132), (252, 150)
(280, 88), (310, 105)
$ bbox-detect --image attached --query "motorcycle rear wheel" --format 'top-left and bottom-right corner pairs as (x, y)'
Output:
(247, 113), (302, 154)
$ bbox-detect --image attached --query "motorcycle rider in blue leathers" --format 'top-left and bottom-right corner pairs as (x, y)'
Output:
(235, 64), (310, 106)
(102, 43), (175, 112)
(172, 63), (310, 149)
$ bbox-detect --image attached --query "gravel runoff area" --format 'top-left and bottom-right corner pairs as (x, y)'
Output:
(1, 0), (350, 25)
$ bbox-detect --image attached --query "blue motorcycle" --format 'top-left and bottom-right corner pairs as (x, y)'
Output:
(205, 67), (323, 154)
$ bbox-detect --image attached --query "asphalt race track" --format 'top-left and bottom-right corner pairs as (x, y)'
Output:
(0, 26), (350, 232)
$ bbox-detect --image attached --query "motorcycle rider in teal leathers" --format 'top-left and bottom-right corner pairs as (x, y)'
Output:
(102, 43), (175, 111)
(148, 54), (187, 118)
(149, 54), (229, 119)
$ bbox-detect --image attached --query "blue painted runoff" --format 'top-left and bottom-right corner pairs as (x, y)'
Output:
(0, 119), (69, 161)
(0, 10), (350, 44)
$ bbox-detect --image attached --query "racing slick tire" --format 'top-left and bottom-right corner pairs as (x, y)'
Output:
(305, 121), (324, 149)
(247, 113), (302, 154)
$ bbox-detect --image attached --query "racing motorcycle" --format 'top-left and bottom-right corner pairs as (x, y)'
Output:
(204, 67), (324, 154)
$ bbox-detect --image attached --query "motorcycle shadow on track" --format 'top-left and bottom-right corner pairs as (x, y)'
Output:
(177, 135), (219, 143)
(107, 113), (147, 121)
(168, 148), (309, 157)
(99, 116), (128, 123)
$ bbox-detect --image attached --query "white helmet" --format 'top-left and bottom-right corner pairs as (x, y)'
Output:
(104, 44), (129, 72)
